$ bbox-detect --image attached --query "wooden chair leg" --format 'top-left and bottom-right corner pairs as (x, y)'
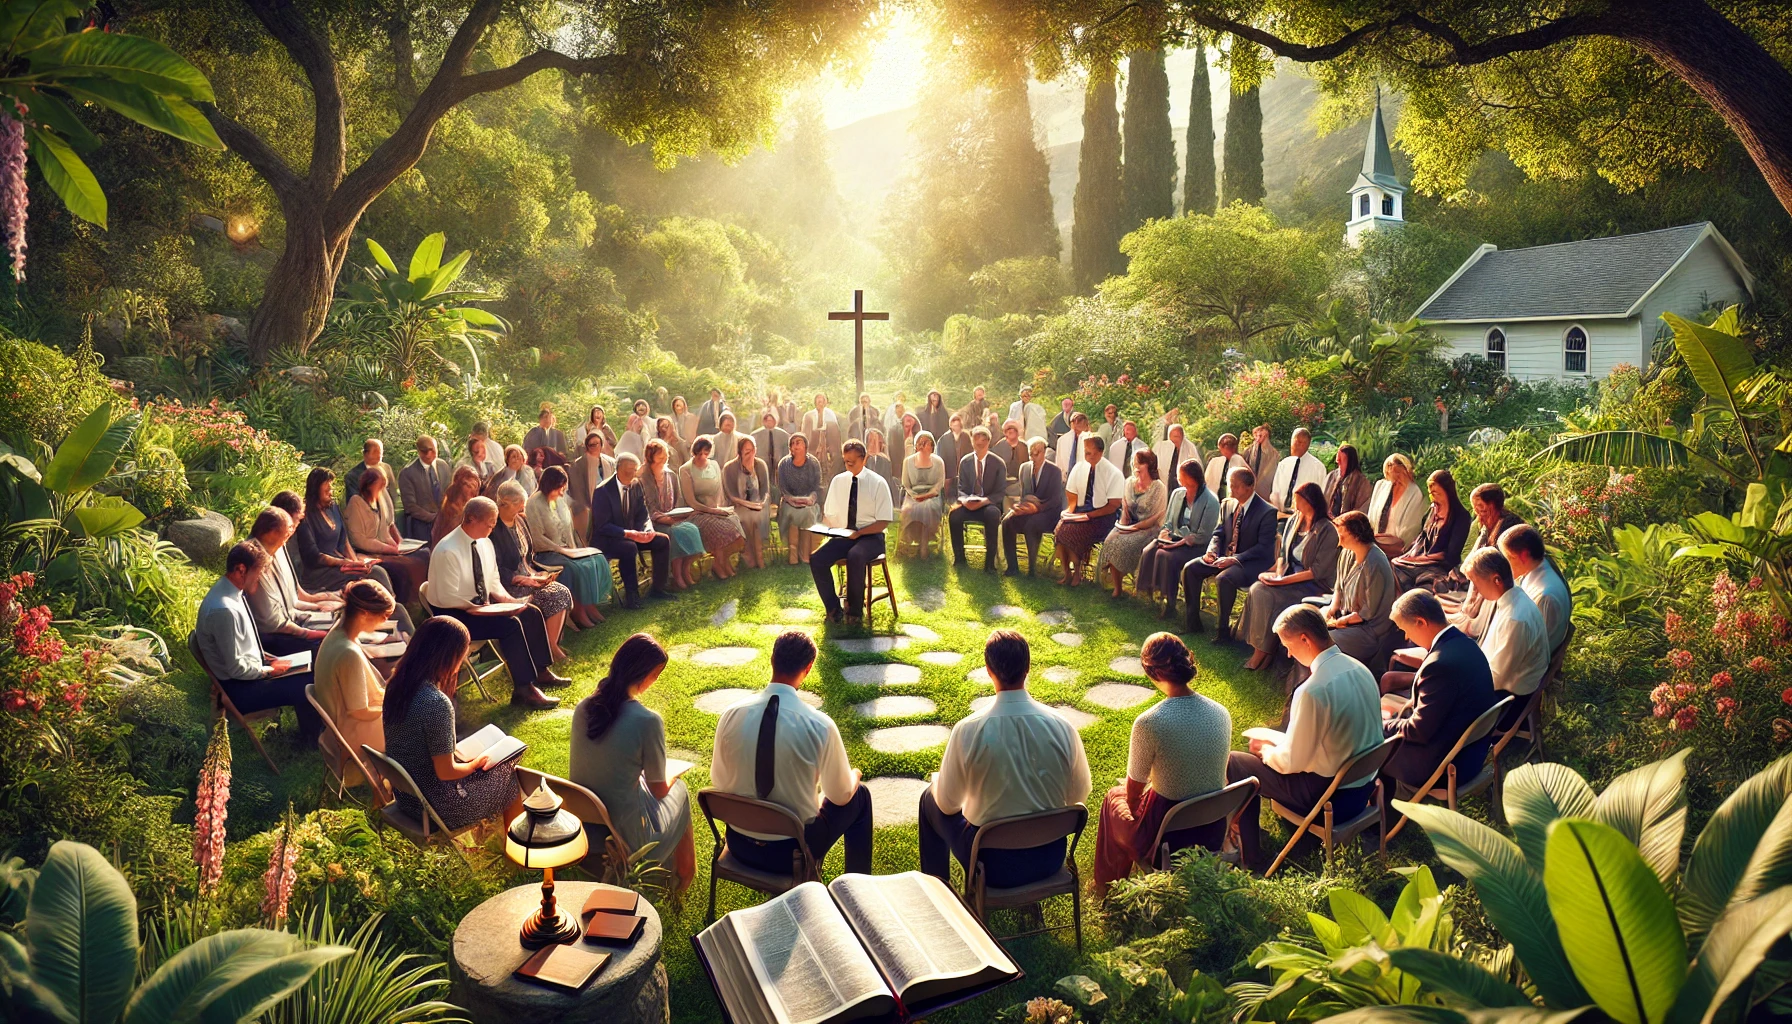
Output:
(1322, 803), (1335, 864)
(1071, 865), (1083, 952)
(1265, 816), (1314, 878)
(235, 710), (280, 775)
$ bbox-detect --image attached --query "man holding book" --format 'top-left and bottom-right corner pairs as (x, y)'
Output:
(810, 440), (893, 624)
(919, 630), (1091, 888)
(711, 631), (874, 874)
(195, 542), (321, 744)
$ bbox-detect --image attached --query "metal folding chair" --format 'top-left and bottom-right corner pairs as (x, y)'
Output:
(1265, 736), (1399, 877)
(697, 788), (819, 923)
(1385, 696), (1514, 839)
(963, 805), (1089, 951)
(1136, 777), (1260, 872)
(304, 683), (386, 808)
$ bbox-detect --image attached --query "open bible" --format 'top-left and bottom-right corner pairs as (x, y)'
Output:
(694, 871), (1021, 1024)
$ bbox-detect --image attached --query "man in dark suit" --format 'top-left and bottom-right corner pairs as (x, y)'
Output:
(1001, 437), (1063, 576)
(1180, 467), (1277, 640)
(1380, 590), (1500, 788)
(589, 452), (670, 608)
(696, 388), (729, 438)
(397, 435), (453, 541)
(949, 426), (1007, 572)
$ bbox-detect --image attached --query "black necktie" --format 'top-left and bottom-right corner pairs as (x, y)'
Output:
(1228, 501), (1246, 555)
(974, 457), (984, 497)
(1082, 462), (1096, 510)
(1378, 487), (1394, 534)
(846, 473), (859, 529)
(620, 482), (630, 525)
(1331, 477), (1345, 517)
(470, 538), (488, 605)
(755, 694), (781, 799)
(429, 464), (441, 502)
(1283, 460), (1298, 509)
(1178, 494), (1192, 533)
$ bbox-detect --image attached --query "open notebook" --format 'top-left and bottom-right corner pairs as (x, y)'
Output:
(453, 723), (526, 765)
(694, 872), (1020, 1024)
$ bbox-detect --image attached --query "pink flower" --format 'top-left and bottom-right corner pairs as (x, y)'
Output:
(1668, 649), (1695, 671)
(1713, 571), (1739, 613)
(1650, 682), (1676, 707)
(193, 720), (232, 894)
(1749, 576), (1764, 590)
(1716, 696), (1738, 727)
(1675, 682), (1699, 701)
(261, 816), (299, 926)
(1782, 687), (1792, 706)
(1664, 610), (1694, 644)
(1672, 705), (1699, 731)
(1749, 656), (1772, 672)
(0, 102), (27, 281)
(1711, 671), (1733, 690)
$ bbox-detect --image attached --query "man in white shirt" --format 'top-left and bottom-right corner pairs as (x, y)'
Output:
(1150, 407), (1182, 446)
(1055, 434), (1127, 583)
(950, 426), (1007, 572)
(1225, 605), (1383, 870)
(1107, 420), (1149, 473)
(712, 632), (872, 875)
(195, 542), (320, 742)
(427, 497), (567, 708)
(1204, 432), (1249, 495)
(1153, 423), (1201, 481)
(1008, 386), (1047, 442)
(1269, 427), (1328, 519)
(920, 630), (1091, 887)
(1053, 412), (1094, 476)
(1465, 547), (1550, 708)
(812, 440), (893, 623)
(1499, 526), (1570, 652)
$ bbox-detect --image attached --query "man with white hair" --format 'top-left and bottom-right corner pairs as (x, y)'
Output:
(1268, 427), (1327, 519)
(1007, 386), (1047, 442)
(590, 452), (671, 608)
(1464, 547), (1549, 721)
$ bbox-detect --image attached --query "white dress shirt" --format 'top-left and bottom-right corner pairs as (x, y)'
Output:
(1064, 457), (1127, 511)
(821, 467), (894, 529)
(1259, 645), (1383, 783)
(196, 577), (268, 680)
(1154, 438), (1201, 478)
(1008, 401), (1047, 441)
(1053, 429), (1089, 475)
(1519, 560), (1571, 652)
(1482, 585), (1551, 696)
(1367, 479), (1428, 544)
(1106, 433), (1150, 472)
(427, 526), (512, 607)
(711, 683), (857, 839)
(1204, 453), (1248, 496)
(1269, 453), (1328, 514)
(932, 688), (1091, 826)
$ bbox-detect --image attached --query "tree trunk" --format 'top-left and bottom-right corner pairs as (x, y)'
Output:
(1183, 43), (1216, 216)
(1071, 61), (1125, 292)
(246, 198), (351, 361)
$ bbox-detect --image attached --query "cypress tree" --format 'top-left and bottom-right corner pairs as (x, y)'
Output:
(1121, 46), (1176, 232)
(1182, 44), (1216, 216)
(1221, 83), (1264, 206)
(1071, 61), (1125, 292)
(984, 63), (1060, 261)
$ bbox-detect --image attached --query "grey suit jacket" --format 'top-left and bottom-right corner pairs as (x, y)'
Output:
(397, 458), (452, 522)
(753, 426), (791, 467)
(1017, 459), (1064, 519)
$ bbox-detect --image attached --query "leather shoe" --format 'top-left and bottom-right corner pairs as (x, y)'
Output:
(649, 588), (674, 600)
(622, 596), (644, 610)
(536, 671), (573, 688)
(1003, 568), (1020, 577)
(1157, 601), (1176, 621)
(1184, 611), (1205, 634)
(511, 685), (559, 710)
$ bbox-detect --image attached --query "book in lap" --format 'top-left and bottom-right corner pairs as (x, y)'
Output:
(694, 872), (1021, 1024)
(806, 524), (854, 539)
(454, 723), (526, 765)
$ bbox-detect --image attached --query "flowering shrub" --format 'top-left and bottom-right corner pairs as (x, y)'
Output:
(1071, 372), (1178, 424)
(194, 718), (232, 895)
(1190, 362), (1324, 448)
(1527, 463), (1711, 555)
(148, 399), (308, 527)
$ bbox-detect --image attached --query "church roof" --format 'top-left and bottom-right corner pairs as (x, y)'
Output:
(1413, 222), (1752, 322)
(1355, 92), (1402, 192)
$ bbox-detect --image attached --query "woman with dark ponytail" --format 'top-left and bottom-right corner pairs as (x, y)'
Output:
(568, 633), (694, 890)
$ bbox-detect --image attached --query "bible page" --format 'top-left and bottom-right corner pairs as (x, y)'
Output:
(828, 872), (1017, 1002)
(733, 881), (892, 1024)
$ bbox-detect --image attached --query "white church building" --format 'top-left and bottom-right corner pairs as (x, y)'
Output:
(1345, 94), (1756, 382)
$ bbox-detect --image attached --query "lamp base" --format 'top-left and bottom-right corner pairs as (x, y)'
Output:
(518, 906), (581, 949)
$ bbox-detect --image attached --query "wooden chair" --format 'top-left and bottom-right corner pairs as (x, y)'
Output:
(188, 633), (280, 774)
(697, 788), (819, 923)
(1136, 778), (1260, 872)
(303, 683), (386, 808)
(417, 581), (499, 702)
(1507, 623), (1575, 763)
(834, 553), (898, 628)
(360, 744), (495, 866)
(1265, 735), (1399, 877)
(515, 766), (635, 882)
(1384, 696), (1514, 840)
(962, 805), (1089, 952)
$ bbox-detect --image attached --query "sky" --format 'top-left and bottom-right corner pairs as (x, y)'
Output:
(817, 6), (929, 129)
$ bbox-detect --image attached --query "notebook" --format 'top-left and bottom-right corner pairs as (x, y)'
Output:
(275, 650), (312, 673)
(581, 888), (641, 916)
(514, 944), (608, 993)
(584, 913), (646, 944)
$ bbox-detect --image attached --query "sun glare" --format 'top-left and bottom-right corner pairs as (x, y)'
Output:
(818, 6), (929, 129)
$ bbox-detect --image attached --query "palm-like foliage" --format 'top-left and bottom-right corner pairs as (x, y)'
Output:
(1304, 301), (1447, 400)
(334, 233), (508, 387)
(261, 906), (467, 1024)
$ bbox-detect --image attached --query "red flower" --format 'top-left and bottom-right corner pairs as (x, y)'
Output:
(1781, 687), (1792, 706)
(1668, 649), (1695, 671)
(1672, 705), (1699, 731)
(1711, 671), (1733, 690)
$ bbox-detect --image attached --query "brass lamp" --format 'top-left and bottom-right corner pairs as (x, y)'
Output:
(506, 779), (590, 948)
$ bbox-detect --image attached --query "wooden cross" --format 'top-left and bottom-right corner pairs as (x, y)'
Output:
(828, 289), (889, 400)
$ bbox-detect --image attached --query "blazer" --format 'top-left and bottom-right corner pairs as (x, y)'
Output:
(1016, 459), (1064, 519)
(490, 516), (546, 584)
(1243, 440), (1280, 500)
(1324, 468), (1374, 517)
(1162, 485), (1221, 547)
(696, 399), (729, 437)
(1404, 504), (1474, 569)
(567, 453), (615, 517)
(956, 450), (1006, 502)
(1291, 517), (1342, 591)
(753, 426), (791, 467)
(1384, 626), (1500, 784)
(523, 425), (567, 457)
(1205, 494), (1278, 574)
(589, 476), (650, 549)
(398, 457), (453, 523)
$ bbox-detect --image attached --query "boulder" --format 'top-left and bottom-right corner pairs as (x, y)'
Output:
(164, 511), (235, 567)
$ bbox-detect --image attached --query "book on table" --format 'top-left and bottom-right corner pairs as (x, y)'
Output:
(454, 723), (526, 766)
(514, 944), (608, 993)
(806, 524), (855, 539)
(693, 871), (1021, 1024)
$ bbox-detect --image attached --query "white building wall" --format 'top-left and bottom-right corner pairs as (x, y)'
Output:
(1636, 237), (1753, 359)
(1437, 317), (1640, 382)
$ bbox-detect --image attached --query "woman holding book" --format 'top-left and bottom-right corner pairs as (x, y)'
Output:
(569, 633), (696, 891)
(679, 437), (745, 579)
(776, 432), (822, 565)
(343, 467), (426, 603)
(382, 617), (522, 831)
(1238, 482), (1339, 671)
(313, 579), (392, 763)
(642, 439), (704, 590)
(492, 481), (574, 657)
(722, 435), (772, 570)
(526, 465), (611, 626)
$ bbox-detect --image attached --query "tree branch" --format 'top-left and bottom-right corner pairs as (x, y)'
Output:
(1169, 5), (1617, 67)
(238, 0), (345, 191)
(445, 49), (627, 106)
(1175, 8), (1406, 62)
(199, 103), (301, 199)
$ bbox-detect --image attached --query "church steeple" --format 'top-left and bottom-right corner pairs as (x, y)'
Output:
(1346, 86), (1406, 245)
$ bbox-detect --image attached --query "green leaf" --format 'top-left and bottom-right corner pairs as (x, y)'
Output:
(1331, 888), (1396, 948)
(1537, 431), (1706, 473)
(25, 841), (139, 1024)
(123, 930), (350, 1024)
(407, 232), (445, 281)
(22, 28), (214, 100)
(366, 239), (399, 275)
(1385, 948), (1534, 1008)
(1591, 751), (1689, 886)
(41, 403), (112, 493)
(452, 306), (504, 328)
(1667, 885), (1792, 1024)
(24, 125), (104, 227)
(55, 78), (222, 149)
(422, 249), (470, 295)
(0, 448), (41, 482)
(23, 90), (100, 153)
(1679, 750), (1791, 944)
(1505, 763), (1597, 874)
(12, 475), (52, 524)
(1545, 819), (1687, 1024)
(1392, 865), (1441, 941)
(71, 500), (144, 538)
(1663, 309), (1757, 448)
(1, 928), (75, 1023)
(1396, 801), (1591, 1009)
(0, 1), (85, 53)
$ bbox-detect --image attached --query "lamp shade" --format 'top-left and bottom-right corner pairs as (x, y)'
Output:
(506, 779), (590, 870)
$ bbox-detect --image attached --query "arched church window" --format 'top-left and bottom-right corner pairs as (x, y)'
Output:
(1359, 194), (1370, 217)
(1564, 325), (1589, 374)
(1485, 328), (1506, 371)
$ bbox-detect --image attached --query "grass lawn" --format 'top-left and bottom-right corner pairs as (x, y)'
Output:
(180, 553), (1436, 1022)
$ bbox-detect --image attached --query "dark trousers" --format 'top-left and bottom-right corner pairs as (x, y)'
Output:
(812, 534), (885, 616)
(1225, 751), (1371, 868)
(438, 605), (552, 692)
(1142, 540), (1201, 601)
(260, 632), (320, 658)
(726, 785), (873, 875)
(599, 533), (669, 598)
(917, 789), (1066, 890)
(950, 503), (1003, 569)
(1181, 558), (1256, 632)
(222, 672), (320, 741)
(403, 515), (434, 542)
(1002, 510), (1056, 573)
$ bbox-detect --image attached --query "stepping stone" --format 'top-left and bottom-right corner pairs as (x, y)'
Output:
(832, 636), (911, 654)
(914, 588), (947, 611)
(966, 666), (992, 686)
(1035, 610), (1073, 626)
(710, 599), (738, 626)
(864, 724), (951, 753)
(668, 643), (697, 661)
(693, 689), (755, 714)
(969, 695), (996, 714)
(1108, 656), (1145, 676)
(842, 663), (922, 686)
(692, 646), (761, 667)
(852, 695), (938, 719)
(900, 623), (941, 642)
(1118, 642), (1141, 655)
(779, 607), (816, 621)
(863, 777), (930, 827)
(797, 690), (822, 708)
(985, 604), (1028, 619)
(1084, 682), (1154, 709)
(1041, 666), (1081, 684)
(1051, 705), (1101, 730)
(1050, 632), (1084, 648)
(918, 651), (964, 666)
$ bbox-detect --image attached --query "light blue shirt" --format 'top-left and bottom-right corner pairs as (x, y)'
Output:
(196, 576), (266, 680)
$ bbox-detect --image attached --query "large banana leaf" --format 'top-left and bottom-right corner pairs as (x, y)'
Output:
(366, 239), (399, 276)
(0, 1), (84, 53)
(1384, 948), (1533, 1009)
(23, 124), (104, 227)
(1545, 819), (1687, 1024)
(25, 841), (138, 1024)
(1680, 752), (1792, 940)
(41, 405), (116, 494)
(70, 498), (144, 539)
(1663, 309), (1758, 435)
(1591, 751), (1689, 886)
(1504, 762), (1597, 874)
(1666, 886), (1792, 1024)
(55, 78), (220, 150)
(23, 28), (214, 100)
(1314, 1007), (1601, 1023)
(407, 233), (445, 282)
(1537, 431), (1734, 482)
(123, 931), (349, 1024)
(25, 90), (98, 152)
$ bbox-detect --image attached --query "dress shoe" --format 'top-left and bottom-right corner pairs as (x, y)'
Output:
(1157, 600), (1175, 621)
(535, 671), (573, 688)
(511, 686), (559, 710)
(622, 595), (643, 610)
(826, 610), (845, 624)
(1184, 611), (1205, 634)
(649, 588), (674, 600)
(1215, 627), (1236, 645)
(1003, 568), (1019, 577)
(953, 558), (968, 568)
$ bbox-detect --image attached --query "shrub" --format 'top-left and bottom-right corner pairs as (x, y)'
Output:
(1189, 362), (1324, 446)
(147, 399), (309, 528)
(0, 335), (116, 446)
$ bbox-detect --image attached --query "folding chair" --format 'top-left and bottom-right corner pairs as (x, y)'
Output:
(360, 744), (496, 866)
(963, 805), (1089, 951)
(188, 634), (280, 774)
(515, 766), (635, 882)
(1136, 778), (1259, 872)
(304, 683), (386, 808)
(697, 788), (819, 923)
(417, 581), (499, 701)
(834, 553), (899, 628)
(1506, 623), (1576, 763)
(1265, 735), (1399, 877)
(1384, 696), (1514, 840)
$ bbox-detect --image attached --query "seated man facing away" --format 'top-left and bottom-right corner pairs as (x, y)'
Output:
(1225, 605), (1383, 872)
(711, 631), (872, 875)
(1500, 525), (1570, 653)
(920, 630), (1091, 889)
(427, 496), (569, 709)
(1464, 547), (1550, 721)
(196, 541), (321, 744)
(1378, 590), (1500, 791)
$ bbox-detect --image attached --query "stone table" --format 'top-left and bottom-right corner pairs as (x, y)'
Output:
(450, 881), (668, 1024)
